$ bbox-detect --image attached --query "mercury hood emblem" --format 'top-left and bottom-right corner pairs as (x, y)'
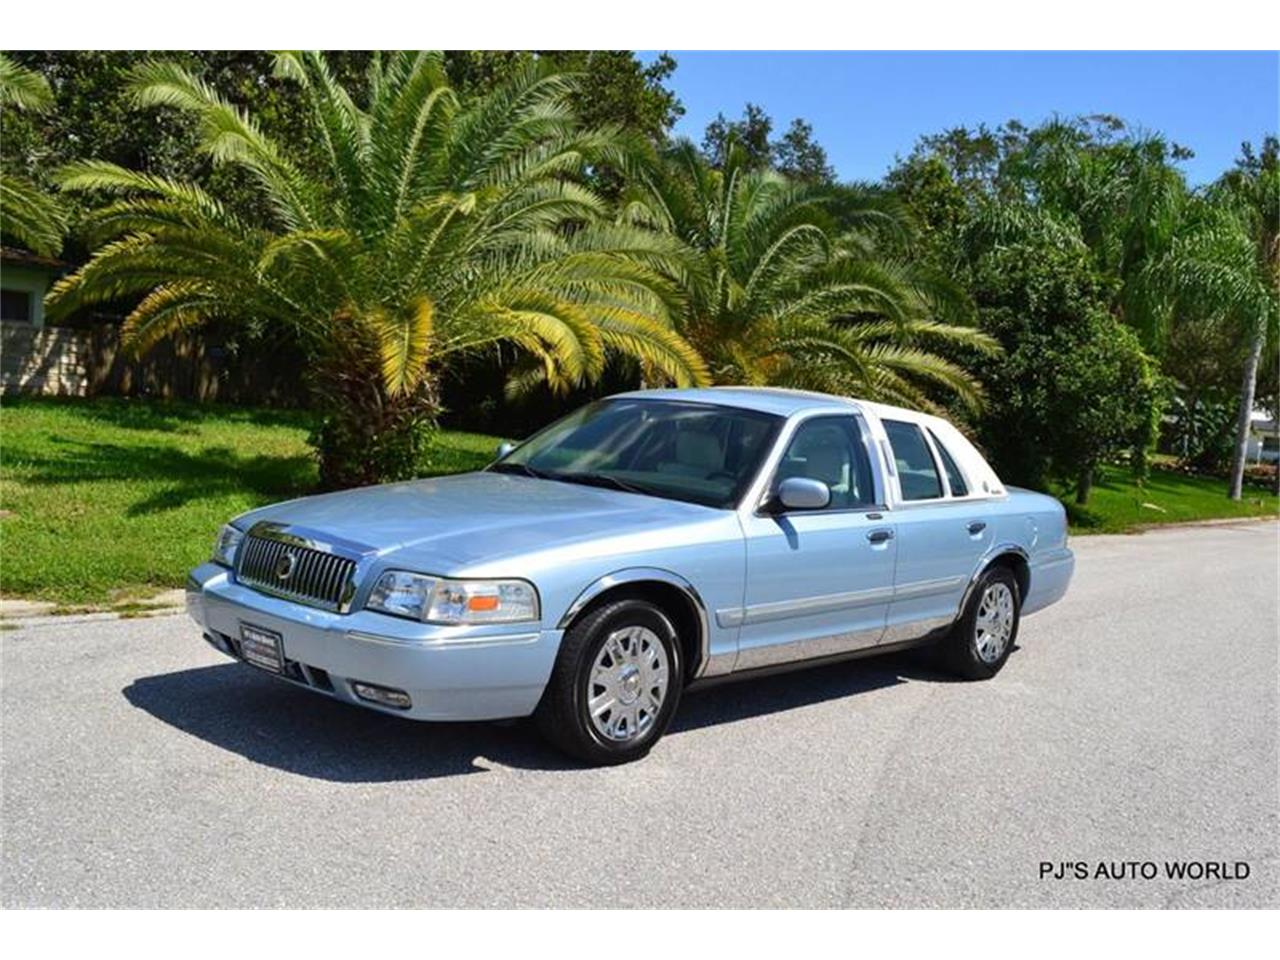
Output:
(275, 552), (297, 581)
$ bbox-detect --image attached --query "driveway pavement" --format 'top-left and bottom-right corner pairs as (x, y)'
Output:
(2, 521), (1277, 907)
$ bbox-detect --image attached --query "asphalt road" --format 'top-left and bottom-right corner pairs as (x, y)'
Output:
(3, 521), (1277, 908)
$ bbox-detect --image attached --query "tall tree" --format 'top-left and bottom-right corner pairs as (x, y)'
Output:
(702, 103), (835, 185)
(443, 51), (682, 144)
(623, 139), (997, 410)
(47, 52), (706, 488)
(962, 213), (1164, 502)
(702, 103), (773, 171)
(891, 117), (1206, 487)
(1, 52), (370, 235)
(1151, 139), (1280, 499)
(774, 118), (835, 185)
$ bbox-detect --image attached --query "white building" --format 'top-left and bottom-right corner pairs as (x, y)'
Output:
(1247, 409), (1279, 464)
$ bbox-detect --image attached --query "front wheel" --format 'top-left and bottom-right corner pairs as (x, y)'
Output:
(942, 566), (1021, 680)
(535, 599), (683, 765)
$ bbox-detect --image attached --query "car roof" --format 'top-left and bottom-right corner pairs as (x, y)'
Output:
(611, 386), (865, 418)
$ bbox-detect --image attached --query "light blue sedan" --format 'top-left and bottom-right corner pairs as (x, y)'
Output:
(186, 388), (1074, 764)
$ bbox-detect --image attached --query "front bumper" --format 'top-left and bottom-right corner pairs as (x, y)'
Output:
(185, 563), (562, 721)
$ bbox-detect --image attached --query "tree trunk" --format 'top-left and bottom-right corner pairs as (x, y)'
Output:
(1076, 465), (1094, 505)
(1227, 323), (1265, 501)
(308, 335), (441, 490)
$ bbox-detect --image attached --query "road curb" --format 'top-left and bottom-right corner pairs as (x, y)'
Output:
(0, 589), (186, 625)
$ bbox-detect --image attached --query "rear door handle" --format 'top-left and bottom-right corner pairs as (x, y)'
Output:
(867, 528), (894, 543)
(967, 521), (987, 535)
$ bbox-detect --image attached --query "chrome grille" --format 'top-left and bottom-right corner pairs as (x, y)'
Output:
(235, 533), (357, 611)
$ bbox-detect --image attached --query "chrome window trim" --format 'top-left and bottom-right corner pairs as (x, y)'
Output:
(919, 426), (955, 498)
(924, 426), (971, 499)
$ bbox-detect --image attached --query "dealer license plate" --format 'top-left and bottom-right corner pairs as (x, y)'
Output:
(239, 623), (284, 673)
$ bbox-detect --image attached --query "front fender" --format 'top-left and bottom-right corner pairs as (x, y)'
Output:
(557, 567), (712, 678)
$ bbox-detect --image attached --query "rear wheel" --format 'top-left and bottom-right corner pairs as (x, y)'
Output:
(942, 566), (1020, 680)
(535, 598), (683, 765)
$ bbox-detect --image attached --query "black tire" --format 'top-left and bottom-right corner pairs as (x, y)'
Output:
(535, 598), (684, 765)
(942, 565), (1021, 680)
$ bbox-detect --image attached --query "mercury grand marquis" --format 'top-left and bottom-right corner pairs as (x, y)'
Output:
(186, 387), (1075, 764)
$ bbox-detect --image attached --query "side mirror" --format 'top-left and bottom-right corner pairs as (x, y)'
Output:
(775, 477), (831, 511)
(495, 441), (517, 459)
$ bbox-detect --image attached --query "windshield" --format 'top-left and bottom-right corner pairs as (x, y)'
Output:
(490, 399), (783, 509)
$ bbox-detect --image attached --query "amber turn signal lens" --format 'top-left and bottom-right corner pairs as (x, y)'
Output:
(467, 595), (501, 612)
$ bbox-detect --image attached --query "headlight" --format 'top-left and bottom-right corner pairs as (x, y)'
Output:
(366, 571), (436, 620)
(211, 524), (244, 567)
(428, 578), (540, 624)
(366, 572), (539, 625)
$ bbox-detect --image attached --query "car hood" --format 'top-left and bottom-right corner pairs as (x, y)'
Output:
(234, 471), (715, 571)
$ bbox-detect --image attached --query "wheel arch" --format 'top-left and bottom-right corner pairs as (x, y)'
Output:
(959, 544), (1031, 619)
(557, 568), (710, 681)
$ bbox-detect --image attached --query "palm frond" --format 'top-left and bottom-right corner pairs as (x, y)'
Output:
(376, 296), (434, 396)
(0, 54), (54, 112)
(0, 172), (67, 256)
(128, 60), (322, 230)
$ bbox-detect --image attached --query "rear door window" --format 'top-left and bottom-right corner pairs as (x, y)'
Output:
(882, 420), (943, 501)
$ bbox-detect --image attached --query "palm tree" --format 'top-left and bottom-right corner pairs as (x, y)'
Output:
(46, 52), (707, 487)
(1143, 151), (1279, 500)
(619, 140), (998, 412)
(1001, 121), (1191, 348)
(0, 54), (67, 256)
(1207, 158), (1278, 500)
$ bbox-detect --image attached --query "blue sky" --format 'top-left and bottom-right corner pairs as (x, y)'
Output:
(641, 52), (1279, 186)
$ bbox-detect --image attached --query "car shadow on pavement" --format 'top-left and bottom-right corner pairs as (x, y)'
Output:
(672, 648), (961, 734)
(123, 649), (963, 782)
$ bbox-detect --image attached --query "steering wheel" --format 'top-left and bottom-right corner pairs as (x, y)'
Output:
(705, 470), (737, 483)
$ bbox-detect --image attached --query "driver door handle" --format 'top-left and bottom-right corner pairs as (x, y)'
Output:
(967, 521), (987, 535)
(867, 528), (894, 543)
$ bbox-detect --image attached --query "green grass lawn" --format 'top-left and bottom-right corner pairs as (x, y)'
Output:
(1056, 464), (1279, 534)
(0, 397), (499, 608)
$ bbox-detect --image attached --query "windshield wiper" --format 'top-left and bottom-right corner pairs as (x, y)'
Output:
(556, 472), (656, 497)
(490, 463), (656, 498)
(488, 461), (553, 480)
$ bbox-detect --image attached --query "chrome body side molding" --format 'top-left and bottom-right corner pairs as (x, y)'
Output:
(716, 575), (965, 630)
(716, 584), (894, 628)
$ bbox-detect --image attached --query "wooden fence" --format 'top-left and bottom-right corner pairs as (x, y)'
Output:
(1, 321), (304, 405)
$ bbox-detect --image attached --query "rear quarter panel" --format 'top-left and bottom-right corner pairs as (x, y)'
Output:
(997, 487), (1074, 615)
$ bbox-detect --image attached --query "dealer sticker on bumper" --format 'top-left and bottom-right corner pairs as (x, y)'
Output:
(239, 623), (284, 673)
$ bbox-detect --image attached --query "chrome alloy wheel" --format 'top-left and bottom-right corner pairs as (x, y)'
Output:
(974, 581), (1015, 663)
(587, 625), (670, 742)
